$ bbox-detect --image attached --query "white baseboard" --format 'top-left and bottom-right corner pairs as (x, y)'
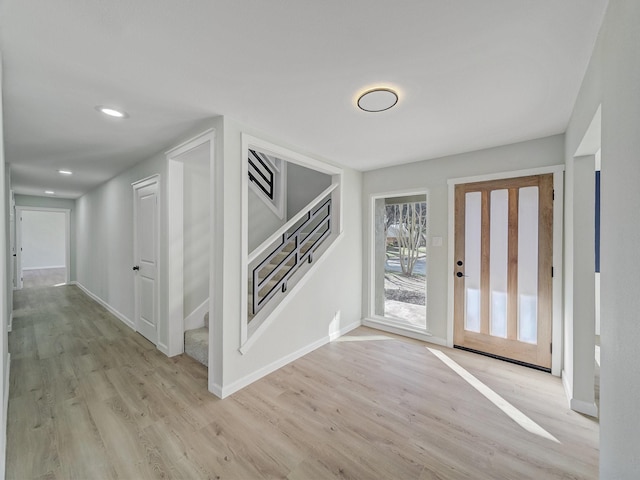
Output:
(570, 398), (599, 418)
(220, 319), (361, 399)
(22, 265), (66, 271)
(73, 281), (135, 331)
(561, 369), (573, 402)
(184, 298), (209, 331)
(208, 381), (223, 399)
(560, 369), (597, 417)
(157, 342), (170, 356)
(1, 352), (11, 480)
(362, 317), (448, 347)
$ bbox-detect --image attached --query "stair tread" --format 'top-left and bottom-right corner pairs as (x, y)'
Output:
(185, 327), (208, 367)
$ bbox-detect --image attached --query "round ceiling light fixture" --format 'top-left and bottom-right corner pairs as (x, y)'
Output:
(95, 105), (129, 118)
(357, 87), (399, 112)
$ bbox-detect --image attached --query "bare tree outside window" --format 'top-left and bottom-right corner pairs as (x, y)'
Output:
(386, 202), (426, 276)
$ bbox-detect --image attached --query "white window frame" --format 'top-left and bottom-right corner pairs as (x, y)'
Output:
(364, 188), (432, 340)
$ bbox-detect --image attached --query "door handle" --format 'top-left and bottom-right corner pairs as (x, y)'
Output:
(132, 265), (140, 271)
(456, 271), (467, 278)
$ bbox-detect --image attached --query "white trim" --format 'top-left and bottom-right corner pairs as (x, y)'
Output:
(551, 170), (564, 376)
(447, 165), (565, 374)
(363, 317), (447, 347)
(2, 353), (10, 479)
(446, 165), (565, 186)
(157, 342), (169, 356)
(167, 159), (185, 356)
(184, 297), (209, 331)
(570, 398), (599, 418)
(367, 188), (429, 334)
(165, 128), (215, 157)
(562, 369), (572, 400)
(73, 281), (135, 330)
(239, 232), (344, 354)
(561, 369), (600, 420)
(240, 134), (344, 349)
(222, 319), (360, 398)
(15, 206), (71, 289)
(242, 134), (343, 176)
(21, 265), (66, 271)
(132, 175), (161, 347)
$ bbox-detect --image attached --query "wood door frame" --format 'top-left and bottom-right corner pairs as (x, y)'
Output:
(132, 174), (161, 347)
(15, 206), (71, 290)
(447, 165), (564, 376)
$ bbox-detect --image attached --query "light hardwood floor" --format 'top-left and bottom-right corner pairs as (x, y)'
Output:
(7, 285), (599, 479)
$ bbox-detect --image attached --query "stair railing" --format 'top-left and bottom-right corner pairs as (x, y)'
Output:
(248, 149), (276, 200)
(248, 183), (338, 317)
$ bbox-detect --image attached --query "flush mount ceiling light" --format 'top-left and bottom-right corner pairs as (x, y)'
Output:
(44, 190), (55, 195)
(58, 169), (73, 175)
(357, 87), (399, 112)
(95, 105), (129, 118)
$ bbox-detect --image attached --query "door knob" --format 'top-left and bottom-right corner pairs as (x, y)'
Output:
(132, 265), (140, 271)
(456, 271), (464, 278)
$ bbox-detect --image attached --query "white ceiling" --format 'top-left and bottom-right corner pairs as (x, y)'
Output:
(0, 1), (608, 198)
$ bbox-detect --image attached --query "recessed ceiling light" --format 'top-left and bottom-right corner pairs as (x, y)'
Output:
(58, 169), (73, 175)
(95, 105), (129, 118)
(44, 190), (55, 195)
(357, 88), (399, 112)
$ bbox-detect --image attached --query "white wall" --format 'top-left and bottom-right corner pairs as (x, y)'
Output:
(214, 116), (362, 395)
(14, 195), (76, 280)
(248, 186), (285, 252)
(183, 143), (210, 318)
(362, 135), (565, 343)
(76, 149), (168, 340)
(20, 210), (65, 269)
(0, 52), (9, 479)
(598, 1), (640, 477)
(286, 162), (332, 218)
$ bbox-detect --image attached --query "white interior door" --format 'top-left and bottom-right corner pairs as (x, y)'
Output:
(133, 176), (160, 345)
(10, 191), (16, 290)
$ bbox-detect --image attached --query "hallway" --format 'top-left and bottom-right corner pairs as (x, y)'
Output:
(7, 286), (598, 479)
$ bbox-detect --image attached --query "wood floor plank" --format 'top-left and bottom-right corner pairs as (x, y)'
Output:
(7, 286), (599, 479)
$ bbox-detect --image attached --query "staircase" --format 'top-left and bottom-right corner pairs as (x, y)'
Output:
(248, 191), (332, 319)
(184, 183), (339, 365)
(185, 312), (208, 366)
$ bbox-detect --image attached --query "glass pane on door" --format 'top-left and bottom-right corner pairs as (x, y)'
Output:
(464, 192), (481, 332)
(518, 186), (539, 343)
(489, 189), (508, 338)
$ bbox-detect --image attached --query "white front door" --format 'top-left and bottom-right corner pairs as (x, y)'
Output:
(133, 176), (160, 345)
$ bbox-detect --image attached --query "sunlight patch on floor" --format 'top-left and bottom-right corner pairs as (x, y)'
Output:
(427, 347), (561, 444)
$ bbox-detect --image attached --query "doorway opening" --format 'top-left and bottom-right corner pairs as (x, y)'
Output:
(16, 207), (70, 289)
(167, 129), (216, 392)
